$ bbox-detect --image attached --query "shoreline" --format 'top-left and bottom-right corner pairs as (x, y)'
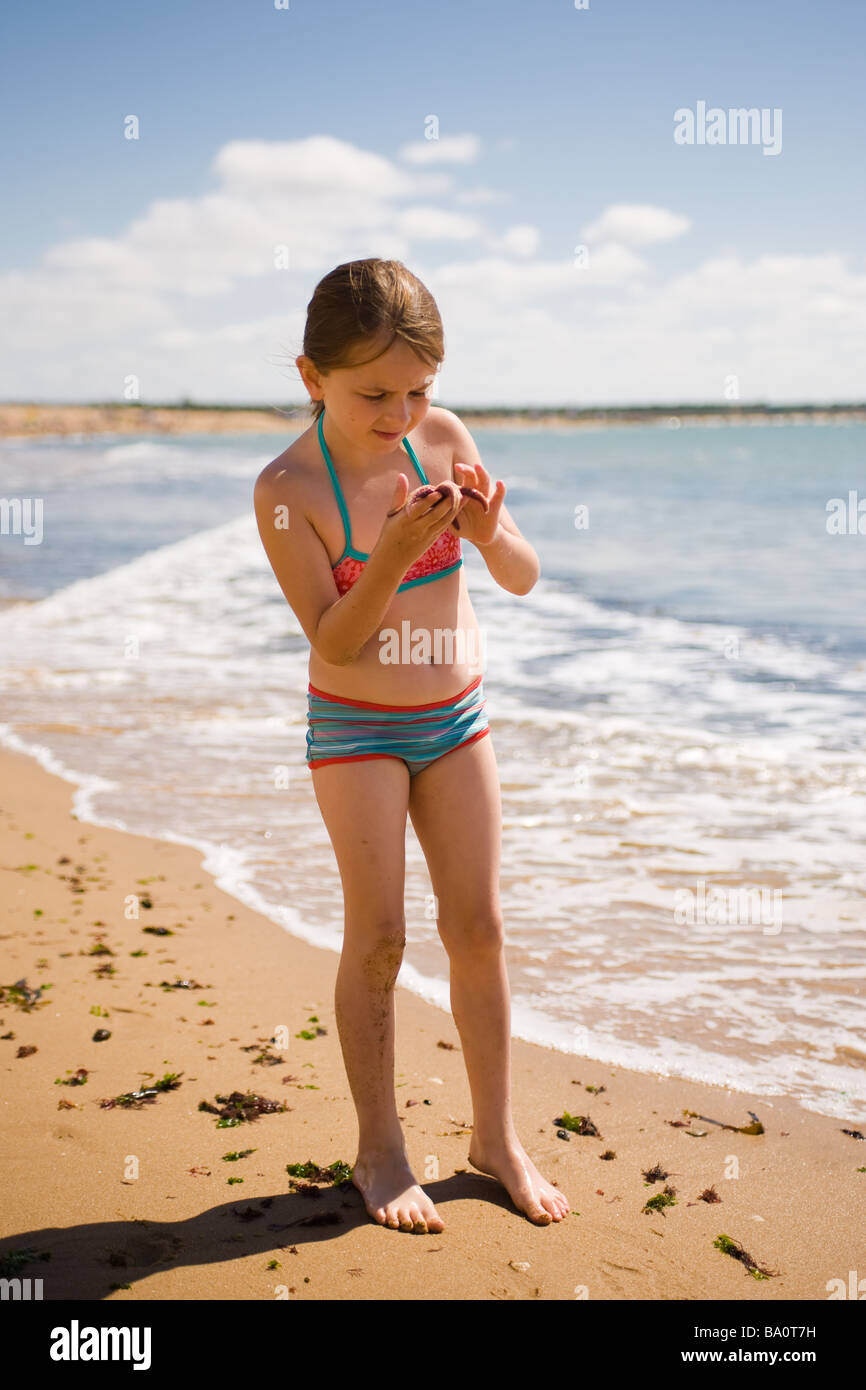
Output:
(1, 742), (863, 1300)
(2, 731), (855, 1125)
(1, 401), (865, 439)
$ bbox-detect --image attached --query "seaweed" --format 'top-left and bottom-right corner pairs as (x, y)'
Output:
(55, 1067), (88, 1086)
(152, 978), (207, 991)
(0, 1248), (51, 1278)
(231, 1205), (262, 1221)
(142, 926), (173, 936)
(642, 1161), (670, 1184)
(642, 1184), (678, 1216)
(554, 1111), (600, 1136)
(101, 1088), (158, 1110)
(437, 1040), (457, 1050)
(222, 1149), (257, 1162)
(100, 1073), (181, 1108)
(713, 1233), (778, 1279)
(249, 1048), (283, 1066)
(286, 1159), (354, 1185)
(153, 1072), (183, 1092)
(16, 1045), (37, 1058)
(699, 1186), (721, 1203)
(199, 1090), (289, 1124)
(683, 1108), (764, 1135)
(599, 1150), (616, 1160)
(841, 1129), (865, 1141)
(287, 1179), (323, 1197)
(0, 978), (51, 1012)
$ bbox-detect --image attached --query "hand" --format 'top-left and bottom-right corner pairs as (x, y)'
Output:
(375, 473), (463, 570)
(451, 460), (506, 546)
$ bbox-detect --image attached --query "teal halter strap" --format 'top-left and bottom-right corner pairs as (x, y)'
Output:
(317, 411), (428, 557)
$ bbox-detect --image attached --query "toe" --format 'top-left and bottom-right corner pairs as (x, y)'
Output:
(408, 1203), (427, 1232)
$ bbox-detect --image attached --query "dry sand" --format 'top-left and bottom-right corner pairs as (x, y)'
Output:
(1, 745), (863, 1301)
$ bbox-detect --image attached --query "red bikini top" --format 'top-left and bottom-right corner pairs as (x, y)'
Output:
(318, 412), (463, 597)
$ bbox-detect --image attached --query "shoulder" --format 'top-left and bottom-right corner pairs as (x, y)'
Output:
(417, 405), (473, 448)
(412, 405), (484, 474)
(253, 425), (316, 505)
(422, 405), (482, 461)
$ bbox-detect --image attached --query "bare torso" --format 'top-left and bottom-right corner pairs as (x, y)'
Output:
(277, 410), (485, 703)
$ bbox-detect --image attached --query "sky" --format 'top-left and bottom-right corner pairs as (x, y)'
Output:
(2, 0), (865, 408)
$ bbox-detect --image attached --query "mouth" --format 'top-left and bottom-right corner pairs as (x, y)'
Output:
(373, 428), (403, 440)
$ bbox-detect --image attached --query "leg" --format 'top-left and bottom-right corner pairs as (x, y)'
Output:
(311, 756), (444, 1233)
(408, 734), (570, 1224)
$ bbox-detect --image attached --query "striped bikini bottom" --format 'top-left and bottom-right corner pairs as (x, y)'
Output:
(305, 674), (490, 777)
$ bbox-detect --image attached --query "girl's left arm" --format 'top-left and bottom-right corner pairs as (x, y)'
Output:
(474, 509), (540, 595)
(443, 410), (541, 596)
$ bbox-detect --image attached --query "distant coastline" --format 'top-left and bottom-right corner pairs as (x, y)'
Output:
(1, 399), (864, 439)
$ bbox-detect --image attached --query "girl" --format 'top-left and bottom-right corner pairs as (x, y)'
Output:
(254, 258), (570, 1234)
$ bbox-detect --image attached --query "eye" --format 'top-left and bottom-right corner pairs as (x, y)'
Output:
(360, 389), (431, 401)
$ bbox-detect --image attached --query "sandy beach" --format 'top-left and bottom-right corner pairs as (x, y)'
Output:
(1, 743), (863, 1302)
(2, 401), (864, 440)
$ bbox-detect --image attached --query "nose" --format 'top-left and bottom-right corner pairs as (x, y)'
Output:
(381, 408), (413, 431)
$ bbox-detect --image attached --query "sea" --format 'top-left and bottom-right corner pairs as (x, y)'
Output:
(1, 420), (864, 1122)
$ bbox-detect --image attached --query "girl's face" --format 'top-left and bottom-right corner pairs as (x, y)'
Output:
(303, 337), (439, 446)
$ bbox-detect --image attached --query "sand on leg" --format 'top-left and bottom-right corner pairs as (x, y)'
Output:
(408, 732), (570, 1224)
(311, 755), (445, 1233)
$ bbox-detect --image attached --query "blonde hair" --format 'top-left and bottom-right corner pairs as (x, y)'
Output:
(300, 259), (445, 421)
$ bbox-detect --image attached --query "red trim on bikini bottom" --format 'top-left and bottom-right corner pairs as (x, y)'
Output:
(307, 725), (490, 772)
(307, 672), (483, 712)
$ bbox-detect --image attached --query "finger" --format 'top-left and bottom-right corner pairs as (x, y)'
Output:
(458, 459), (490, 491)
(386, 473), (410, 516)
(453, 460), (478, 486)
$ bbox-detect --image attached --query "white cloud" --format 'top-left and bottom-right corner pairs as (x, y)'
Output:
(397, 134), (481, 164)
(395, 207), (482, 241)
(455, 186), (511, 205)
(581, 203), (692, 246)
(492, 225), (541, 257)
(215, 136), (413, 196)
(1, 134), (863, 406)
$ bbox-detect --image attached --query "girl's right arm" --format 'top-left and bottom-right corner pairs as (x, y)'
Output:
(253, 465), (462, 667)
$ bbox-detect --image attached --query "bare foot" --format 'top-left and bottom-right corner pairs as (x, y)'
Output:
(352, 1150), (445, 1233)
(468, 1135), (570, 1225)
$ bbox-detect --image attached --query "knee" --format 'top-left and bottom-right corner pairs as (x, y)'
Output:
(346, 916), (407, 982)
(439, 907), (504, 958)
